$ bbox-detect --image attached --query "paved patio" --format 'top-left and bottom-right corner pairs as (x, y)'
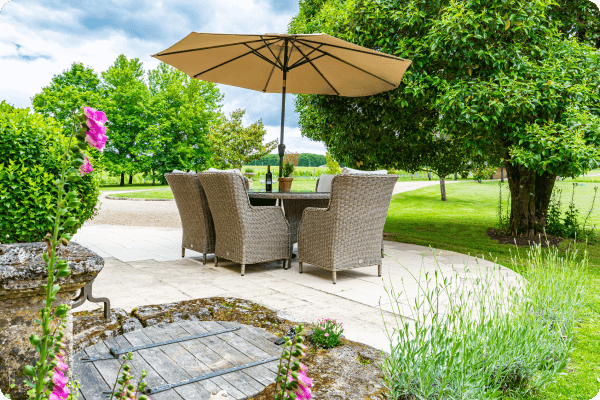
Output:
(72, 223), (517, 351)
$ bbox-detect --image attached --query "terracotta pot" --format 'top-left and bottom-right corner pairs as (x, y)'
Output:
(278, 177), (293, 192)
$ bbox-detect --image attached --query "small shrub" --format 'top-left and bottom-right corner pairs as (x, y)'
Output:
(0, 102), (100, 243)
(544, 183), (598, 242)
(380, 246), (586, 400)
(496, 181), (510, 231)
(311, 318), (344, 348)
(282, 162), (295, 178)
(244, 167), (254, 173)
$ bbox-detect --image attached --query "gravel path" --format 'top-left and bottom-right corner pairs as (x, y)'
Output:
(90, 180), (463, 228)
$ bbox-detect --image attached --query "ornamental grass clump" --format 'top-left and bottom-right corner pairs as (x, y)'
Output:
(274, 324), (313, 400)
(311, 318), (344, 348)
(21, 106), (108, 400)
(380, 244), (586, 400)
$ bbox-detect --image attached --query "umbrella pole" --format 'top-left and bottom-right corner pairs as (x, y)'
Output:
(278, 39), (289, 178)
(278, 87), (286, 178)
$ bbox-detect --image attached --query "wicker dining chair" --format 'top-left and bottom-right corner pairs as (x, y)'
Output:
(197, 171), (291, 275)
(165, 172), (215, 264)
(298, 173), (399, 283)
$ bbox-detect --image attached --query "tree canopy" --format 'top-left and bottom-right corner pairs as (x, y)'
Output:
(290, 0), (600, 235)
(208, 109), (277, 169)
(31, 58), (225, 184)
(32, 62), (103, 134)
(101, 55), (149, 184)
(138, 63), (223, 178)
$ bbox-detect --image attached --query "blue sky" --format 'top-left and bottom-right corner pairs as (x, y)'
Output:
(0, 0), (327, 154)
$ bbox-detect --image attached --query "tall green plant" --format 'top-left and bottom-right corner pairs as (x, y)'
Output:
(380, 246), (586, 399)
(208, 109), (277, 169)
(0, 102), (100, 243)
(21, 106), (107, 400)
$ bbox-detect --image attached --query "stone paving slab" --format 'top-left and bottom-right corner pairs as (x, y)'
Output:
(72, 224), (517, 351)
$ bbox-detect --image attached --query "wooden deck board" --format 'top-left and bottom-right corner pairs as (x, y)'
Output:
(74, 321), (283, 400)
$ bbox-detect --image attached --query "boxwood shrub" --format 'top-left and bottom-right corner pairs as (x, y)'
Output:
(0, 101), (100, 243)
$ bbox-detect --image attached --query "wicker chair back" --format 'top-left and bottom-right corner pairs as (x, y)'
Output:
(164, 173), (215, 261)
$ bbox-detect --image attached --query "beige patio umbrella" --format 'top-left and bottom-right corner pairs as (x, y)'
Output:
(153, 33), (412, 175)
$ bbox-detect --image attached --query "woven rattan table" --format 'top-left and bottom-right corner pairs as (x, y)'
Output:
(248, 191), (330, 256)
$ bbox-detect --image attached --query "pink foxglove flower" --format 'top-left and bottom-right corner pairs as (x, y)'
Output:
(79, 154), (93, 176)
(83, 107), (108, 152)
(49, 368), (70, 400)
(52, 370), (68, 386)
(84, 107), (107, 126)
(288, 368), (312, 400)
(84, 124), (107, 152)
(55, 360), (69, 373)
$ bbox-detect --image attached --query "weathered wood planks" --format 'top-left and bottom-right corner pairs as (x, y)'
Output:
(73, 321), (282, 400)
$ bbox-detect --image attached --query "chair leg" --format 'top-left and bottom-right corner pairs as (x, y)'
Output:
(378, 264), (382, 277)
(182, 247), (185, 258)
(215, 256), (219, 267)
(332, 271), (337, 284)
(299, 262), (303, 273)
(203, 253), (207, 265)
(241, 264), (245, 276)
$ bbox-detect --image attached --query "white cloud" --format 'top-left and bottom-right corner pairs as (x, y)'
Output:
(0, 0), (327, 153)
(264, 125), (327, 155)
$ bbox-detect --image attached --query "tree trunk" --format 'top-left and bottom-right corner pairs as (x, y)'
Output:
(454, 172), (458, 181)
(440, 177), (447, 201)
(120, 172), (125, 187)
(427, 168), (431, 181)
(500, 167), (504, 183)
(504, 161), (556, 237)
(128, 174), (133, 185)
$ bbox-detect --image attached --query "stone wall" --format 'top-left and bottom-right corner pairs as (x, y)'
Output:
(0, 242), (103, 399)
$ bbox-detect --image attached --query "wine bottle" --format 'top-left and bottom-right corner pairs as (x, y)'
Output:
(265, 165), (273, 192)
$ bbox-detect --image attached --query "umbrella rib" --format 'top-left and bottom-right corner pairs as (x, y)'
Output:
(155, 37), (279, 57)
(294, 46), (339, 96)
(288, 44), (324, 69)
(260, 36), (284, 69)
(192, 42), (274, 78)
(295, 38), (407, 61)
(295, 39), (397, 87)
(243, 43), (281, 69)
(289, 53), (326, 70)
(262, 42), (285, 92)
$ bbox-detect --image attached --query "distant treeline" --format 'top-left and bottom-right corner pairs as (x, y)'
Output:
(247, 153), (326, 167)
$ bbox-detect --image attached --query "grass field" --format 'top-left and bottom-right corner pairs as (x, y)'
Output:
(109, 178), (321, 199)
(384, 181), (600, 400)
(100, 184), (168, 192)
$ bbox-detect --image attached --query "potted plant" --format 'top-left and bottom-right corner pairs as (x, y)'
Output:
(278, 162), (294, 192)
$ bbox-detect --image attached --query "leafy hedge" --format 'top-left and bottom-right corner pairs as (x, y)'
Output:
(0, 101), (100, 243)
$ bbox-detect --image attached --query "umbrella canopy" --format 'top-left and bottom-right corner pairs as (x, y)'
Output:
(153, 33), (412, 174)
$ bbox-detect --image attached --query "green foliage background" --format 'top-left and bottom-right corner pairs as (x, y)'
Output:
(0, 102), (100, 243)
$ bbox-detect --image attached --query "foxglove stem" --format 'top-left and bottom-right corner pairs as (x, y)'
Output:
(33, 113), (77, 400)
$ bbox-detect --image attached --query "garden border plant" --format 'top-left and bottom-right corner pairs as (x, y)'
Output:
(20, 106), (110, 400)
(379, 245), (586, 399)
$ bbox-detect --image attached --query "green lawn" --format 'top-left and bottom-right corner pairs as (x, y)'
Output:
(384, 181), (600, 400)
(100, 184), (168, 192)
(109, 178), (321, 199)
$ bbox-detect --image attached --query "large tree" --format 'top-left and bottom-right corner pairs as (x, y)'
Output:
(290, 0), (600, 236)
(101, 55), (149, 185)
(208, 109), (277, 169)
(137, 63), (223, 179)
(548, 0), (600, 49)
(32, 62), (104, 134)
